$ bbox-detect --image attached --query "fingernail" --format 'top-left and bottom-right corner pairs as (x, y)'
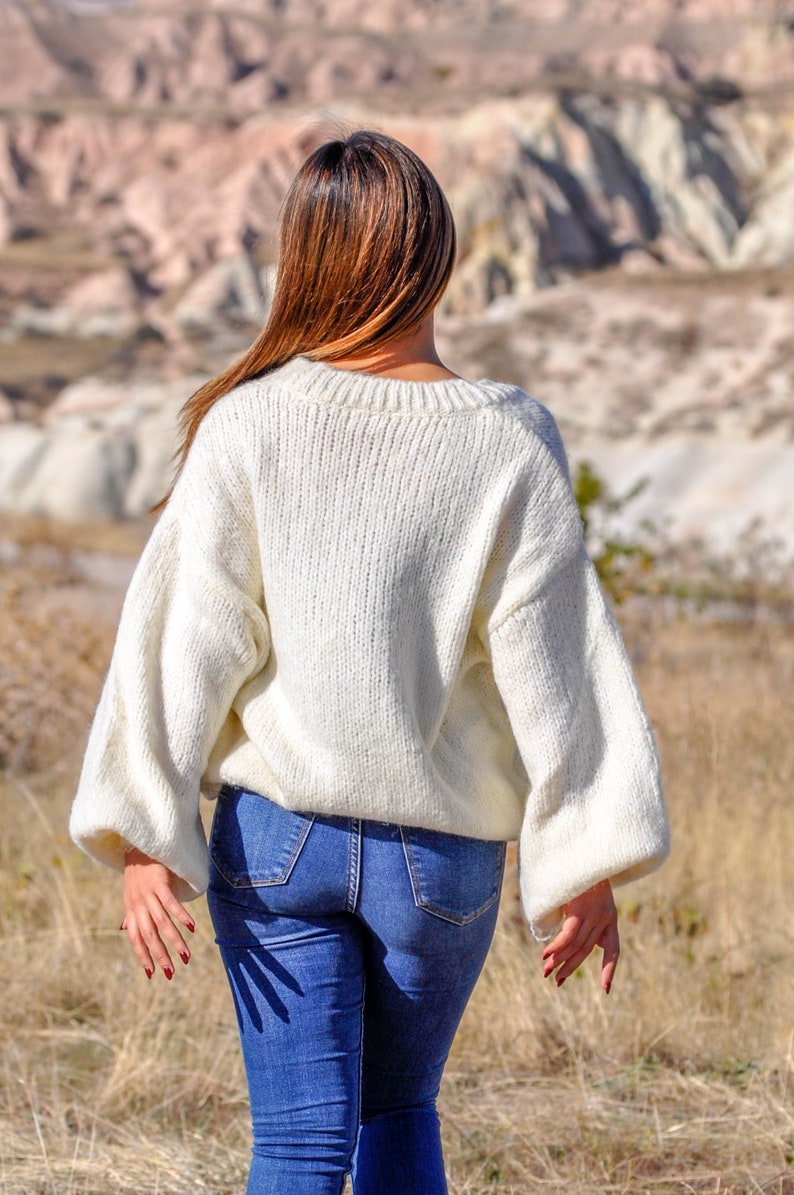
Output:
(145, 967), (153, 980)
(543, 966), (553, 979)
(179, 950), (189, 965)
(186, 921), (195, 933)
(119, 921), (126, 931)
(163, 966), (174, 981)
(605, 982), (611, 996)
(556, 976), (565, 987)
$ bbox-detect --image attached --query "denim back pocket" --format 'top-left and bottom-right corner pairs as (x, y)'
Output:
(400, 826), (506, 925)
(209, 786), (315, 888)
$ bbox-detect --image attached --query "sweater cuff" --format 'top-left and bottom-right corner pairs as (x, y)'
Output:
(528, 917), (561, 943)
(69, 805), (210, 903)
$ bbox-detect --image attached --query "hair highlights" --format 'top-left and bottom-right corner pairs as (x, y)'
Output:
(154, 130), (456, 510)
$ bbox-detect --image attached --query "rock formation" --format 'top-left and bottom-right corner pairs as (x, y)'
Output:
(0, 0), (793, 569)
(2, 1), (794, 331)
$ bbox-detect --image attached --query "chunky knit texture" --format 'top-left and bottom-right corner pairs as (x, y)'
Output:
(70, 356), (669, 932)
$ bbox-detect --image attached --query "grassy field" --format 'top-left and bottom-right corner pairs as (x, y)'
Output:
(1, 527), (793, 1193)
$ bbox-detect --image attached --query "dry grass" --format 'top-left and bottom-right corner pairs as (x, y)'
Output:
(447, 611), (794, 1193)
(0, 514), (151, 559)
(1, 537), (793, 1193)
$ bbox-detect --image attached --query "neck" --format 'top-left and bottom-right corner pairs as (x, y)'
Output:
(329, 316), (459, 382)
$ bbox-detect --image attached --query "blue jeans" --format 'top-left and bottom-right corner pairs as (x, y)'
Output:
(207, 786), (506, 1195)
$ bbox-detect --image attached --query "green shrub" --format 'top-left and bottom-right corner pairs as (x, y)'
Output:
(573, 460), (655, 602)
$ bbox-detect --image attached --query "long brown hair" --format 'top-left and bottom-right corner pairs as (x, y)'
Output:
(154, 129), (457, 510)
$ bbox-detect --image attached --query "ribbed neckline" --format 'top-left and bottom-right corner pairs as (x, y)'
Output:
(274, 355), (514, 415)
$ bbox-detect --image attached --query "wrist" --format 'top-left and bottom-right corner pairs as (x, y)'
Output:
(123, 845), (149, 865)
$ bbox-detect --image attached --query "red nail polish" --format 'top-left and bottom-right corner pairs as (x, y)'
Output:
(163, 966), (174, 981)
(186, 921), (195, 934)
(179, 951), (189, 965)
(119, 921), (126, 931)
(145, 967), (153, 980)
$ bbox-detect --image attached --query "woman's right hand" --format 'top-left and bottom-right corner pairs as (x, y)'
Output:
(541, 878), (620, 994)
(121, 848), (195, 980)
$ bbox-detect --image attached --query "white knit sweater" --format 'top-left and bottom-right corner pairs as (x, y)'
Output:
(70, 356), (669, 932)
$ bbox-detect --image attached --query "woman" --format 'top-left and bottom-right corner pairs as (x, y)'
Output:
(70, 129), (669, 1194)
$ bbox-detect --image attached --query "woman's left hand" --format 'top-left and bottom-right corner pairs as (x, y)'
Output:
(541, 878), (619, 994)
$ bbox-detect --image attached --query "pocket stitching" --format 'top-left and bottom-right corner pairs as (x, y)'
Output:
(399, 827), (506, 926)
(209, 791), (316, 889)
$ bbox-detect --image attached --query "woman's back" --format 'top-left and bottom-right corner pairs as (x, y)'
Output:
(182, 357), (576, 825)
